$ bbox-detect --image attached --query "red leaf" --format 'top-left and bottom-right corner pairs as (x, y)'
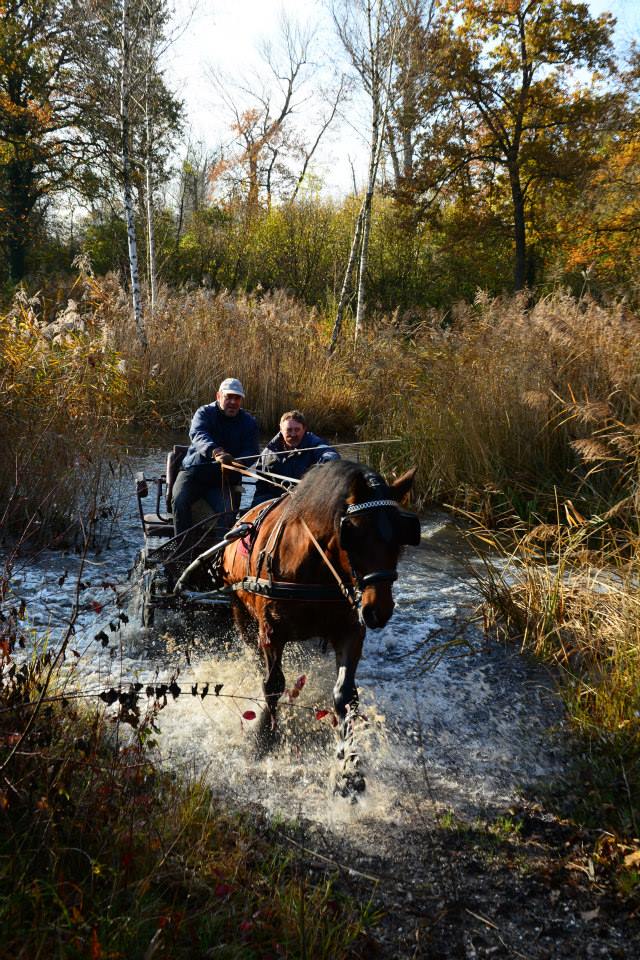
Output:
(294, 674), (307, 690)
(90, 600), (103, 613)
(242, 710), (256, 721)
(315, 710), (330, 721)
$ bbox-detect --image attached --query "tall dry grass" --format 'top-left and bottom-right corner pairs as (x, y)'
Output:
(5, 272), (640, 538)
(474, 513), (640, 839)
(363, 290), (640, 517)
(0, 284), (128, 544)
(93, 276), (419, 437)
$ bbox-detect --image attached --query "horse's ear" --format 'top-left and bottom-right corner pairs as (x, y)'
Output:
(390, 467), (417, 503)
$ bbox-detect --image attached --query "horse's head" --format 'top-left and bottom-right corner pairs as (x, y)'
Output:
(340, 466), (419, 629)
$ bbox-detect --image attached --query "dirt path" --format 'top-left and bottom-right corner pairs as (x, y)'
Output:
(251, 796), (638, 959)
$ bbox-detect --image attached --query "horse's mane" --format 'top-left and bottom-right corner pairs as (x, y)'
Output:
(281, 459), (390, 529)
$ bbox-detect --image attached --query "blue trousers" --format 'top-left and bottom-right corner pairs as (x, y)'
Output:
(172, 464), (241, 536)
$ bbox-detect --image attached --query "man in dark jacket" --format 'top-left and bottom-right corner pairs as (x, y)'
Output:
(173, 377), (259, 535)
(251, 410), (339, 507)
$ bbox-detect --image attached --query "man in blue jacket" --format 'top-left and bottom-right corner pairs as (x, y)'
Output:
(251, 410), (339, 507)
(173, 377), (259, 536)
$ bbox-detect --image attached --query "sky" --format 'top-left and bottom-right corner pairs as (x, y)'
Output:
(164, 0), (639, 198)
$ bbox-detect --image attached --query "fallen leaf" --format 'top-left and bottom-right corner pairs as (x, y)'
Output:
(581, 908), (600, 921)
(623, 849), (640, 868)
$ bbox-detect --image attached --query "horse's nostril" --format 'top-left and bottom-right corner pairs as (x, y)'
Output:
(363, 606), (379, 628)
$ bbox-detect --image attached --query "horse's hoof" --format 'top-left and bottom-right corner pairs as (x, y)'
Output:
(332, 763), (366, 799)
(333, 773), (366, 800)
(253, 715), (279, 758)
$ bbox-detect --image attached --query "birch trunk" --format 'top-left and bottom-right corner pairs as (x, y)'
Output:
(145, 82), (157, 317)
(330, 0), (397, 352)
(120, 0), (147, 349)
(354, 86), (380, 344)
(328, 201), (365, 355)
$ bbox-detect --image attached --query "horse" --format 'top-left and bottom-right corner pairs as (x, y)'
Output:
(221, 459), (419, 791)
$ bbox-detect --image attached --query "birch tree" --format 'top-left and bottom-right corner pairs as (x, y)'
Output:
(329, 0), (399, 350)
(84, 0), (181, 345)
(120, 0), (145, 345)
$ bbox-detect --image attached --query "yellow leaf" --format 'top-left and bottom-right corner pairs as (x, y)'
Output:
(623, 849), (640, 868)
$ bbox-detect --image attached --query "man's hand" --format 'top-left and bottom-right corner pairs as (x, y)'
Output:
(213, 448), (233, 466)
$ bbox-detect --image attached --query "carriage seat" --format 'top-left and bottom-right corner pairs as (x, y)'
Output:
(137, 445), (243, 539)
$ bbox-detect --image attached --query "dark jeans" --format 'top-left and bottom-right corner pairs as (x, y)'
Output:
(172, 464), (241, 536)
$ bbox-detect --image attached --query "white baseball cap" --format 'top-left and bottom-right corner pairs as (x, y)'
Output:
(218, 377), (245, 397)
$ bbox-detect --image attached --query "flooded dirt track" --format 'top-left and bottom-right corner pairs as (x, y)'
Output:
(7, 449), (638, 957)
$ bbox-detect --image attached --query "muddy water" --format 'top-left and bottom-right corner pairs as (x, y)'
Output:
(5, 448), (566, 831)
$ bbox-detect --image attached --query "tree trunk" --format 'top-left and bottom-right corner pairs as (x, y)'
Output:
(120, 0), (147, 349)
(510, 166), (527, 292)
(355, 90), (380, 343)
(328, 201), (365, 355)
(145, 83), (157, 317)
(355, 188), (374, 344)
(6, 159), (34, 282)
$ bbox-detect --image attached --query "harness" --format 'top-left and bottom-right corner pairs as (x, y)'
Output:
(231, 496), (404, 609)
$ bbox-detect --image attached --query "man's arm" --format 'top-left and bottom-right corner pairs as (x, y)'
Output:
(189, 406), (221, 460)
(308, 433), (340, 464)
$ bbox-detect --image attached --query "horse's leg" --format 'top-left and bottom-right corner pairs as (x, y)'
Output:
(332, 624), (366, 796)
(255, 614), (286, 755)
(231, 599), (258, 646)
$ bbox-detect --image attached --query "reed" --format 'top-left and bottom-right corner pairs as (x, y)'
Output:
(470, 505), (640, 839)
(5, 271), (640, 538)
(0, 285), (128, 545)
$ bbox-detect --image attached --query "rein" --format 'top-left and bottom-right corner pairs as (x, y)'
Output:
(221, 460), (300, 489)
(299, 517), (358, 609)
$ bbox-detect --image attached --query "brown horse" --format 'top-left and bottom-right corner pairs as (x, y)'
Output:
(221, 460), (419, 790)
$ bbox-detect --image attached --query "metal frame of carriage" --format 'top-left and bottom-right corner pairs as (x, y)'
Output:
(132, 445), (246, 626)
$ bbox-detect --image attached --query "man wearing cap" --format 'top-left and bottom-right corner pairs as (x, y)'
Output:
(251, 409), (340, 507)
(172, 378), (259, 536)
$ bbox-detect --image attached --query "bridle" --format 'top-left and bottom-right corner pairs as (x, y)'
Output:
(340, 498), (401, 589)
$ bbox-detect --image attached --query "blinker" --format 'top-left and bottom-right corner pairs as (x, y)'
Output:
(339, 515), (357, 552)
(339, 506), (421, 550)
(397, 509), (421, 546)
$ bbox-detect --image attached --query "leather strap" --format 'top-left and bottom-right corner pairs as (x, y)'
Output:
(232, 577), (348, 601)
